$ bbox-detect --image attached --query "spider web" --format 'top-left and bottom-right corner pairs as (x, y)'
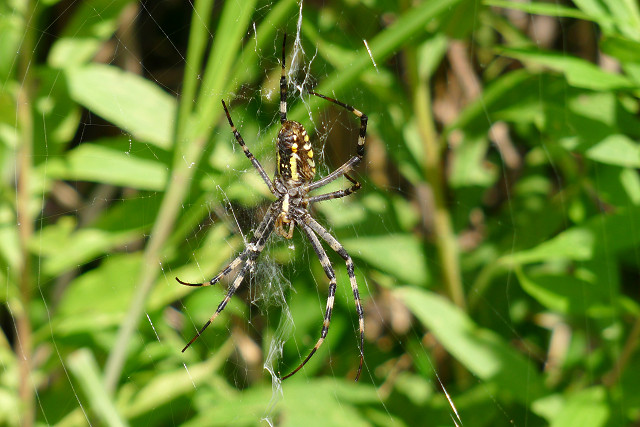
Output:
(4, 0), (635, 426)
(3, 1), (495, 425)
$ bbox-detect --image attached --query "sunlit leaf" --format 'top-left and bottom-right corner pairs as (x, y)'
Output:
(48, 0), (134, 67)
(396, 287), (545, 403)
(502, 228), (595, 265)
(584, 134), (640, 168)
(344, 234), (429, 286)
(500, 47), (635, 90)
(550, 387), (610, 427)
(67, 349), (127, 427)
(51, 254), (141, 337)
(485, 0), (592, 20)
(32, 217), (142, 276)
(515, 267), (616, 316)
(44, 143), (168, 190)
(65, 64), (176, 148)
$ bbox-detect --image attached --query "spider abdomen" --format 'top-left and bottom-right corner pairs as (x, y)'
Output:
(276, 120), (316, 183)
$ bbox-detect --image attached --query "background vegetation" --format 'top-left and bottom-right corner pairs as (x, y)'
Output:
(2, 0), (640, 425)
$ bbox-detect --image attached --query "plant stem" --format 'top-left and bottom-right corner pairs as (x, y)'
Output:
(405, 43), (466, 310)
(603, 314), (640, 387)
(15, 0), (37, 424)
(104, 0), (257, 393)
(103, 134), (207, 393)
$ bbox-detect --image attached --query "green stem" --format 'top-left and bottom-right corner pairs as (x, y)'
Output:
(174, 0), (214, 143)
(603, 313), (640, 387)
(16, 0), (37, 424)
(406, 43), (466, 310)
(104, 0), (257, 393)
(468, 261), (502, 310)
(104, 135), (207, 393)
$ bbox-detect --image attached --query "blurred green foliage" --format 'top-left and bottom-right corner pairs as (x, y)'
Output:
(2, 0), (640, 425)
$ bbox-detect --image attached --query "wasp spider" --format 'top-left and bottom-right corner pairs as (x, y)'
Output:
(176, 34), (367, 381)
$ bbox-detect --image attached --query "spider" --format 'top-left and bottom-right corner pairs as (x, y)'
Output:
(176, 34), (367, 381)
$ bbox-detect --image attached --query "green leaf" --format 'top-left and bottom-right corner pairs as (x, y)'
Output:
(600, 0), (640, 41)
(448, 70), (534, 134)
(0, 9), (24, 85)
(65, 64), (176, 148)
(515, 267), (616, 316)
(485, 0), (592, 20)
(48, 0), (133, 67)
(44, 142), (168, 190)
(601, 36), (640, 63)
(184, 379), (378, 427)
(573, 0), (634, 36)
(32, 217), (142, 276)
(502, 227), (595, 265)
(500, 47), (635, 90)
(506, 206), (640, 268)
(33, 68), (81, 152)
(344, 234), (429, 286)
(67, 349), (128, 427)
(289, 0), (464, 124)
(0, 201), (20, 271)
(449, 135), (496, 188)
(550, 387), (609, 427)
(584, 134), (640, 168)
(395, 287), (545, 402)
(122, 357), (224, 418)
(51, 254), (141, 337)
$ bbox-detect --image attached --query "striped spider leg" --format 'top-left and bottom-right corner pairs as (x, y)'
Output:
(176, 204), (278, 352)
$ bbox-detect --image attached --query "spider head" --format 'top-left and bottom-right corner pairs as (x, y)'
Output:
(276, 120), (316, 184)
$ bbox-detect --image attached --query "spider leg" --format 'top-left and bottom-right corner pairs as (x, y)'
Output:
(175, 205), (277, 287)
(280, 222), (337, 380)
(176, 255), (244, 287)
(305, 91), (367, 192)
(308, 173), (361, 204)
(303, 215), (364, 381)
(179, 205), (277, 352)
(222, 100), (277, 196)
(280, 33), (287, 123)
(181, 259), (253, 352)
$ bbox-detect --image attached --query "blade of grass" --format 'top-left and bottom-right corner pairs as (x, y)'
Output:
(192, 0), (259, 140)
(174, 0), (214, 143)
(69, 349), (128, 427)
(230, 0), (299, 87)
(484, 0), (592, 20)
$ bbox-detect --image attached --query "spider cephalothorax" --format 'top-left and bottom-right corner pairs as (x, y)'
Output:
(176, 33), (367, 381)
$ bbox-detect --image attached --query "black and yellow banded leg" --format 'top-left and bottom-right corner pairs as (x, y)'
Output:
(175, 205), (277, 287)
(280, 222), (337, 380)
(178, 207), (277, 351)
(308, 173), (362, 204)
(222, 100), (276, 195)
(280, 33), (288, 123)
(302, 215), (364, 381)
(306, 91), (368, 192)
(181, 258), (253, 352)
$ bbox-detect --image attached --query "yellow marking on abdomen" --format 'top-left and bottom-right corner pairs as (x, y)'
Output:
(290, 153), (299, 181)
